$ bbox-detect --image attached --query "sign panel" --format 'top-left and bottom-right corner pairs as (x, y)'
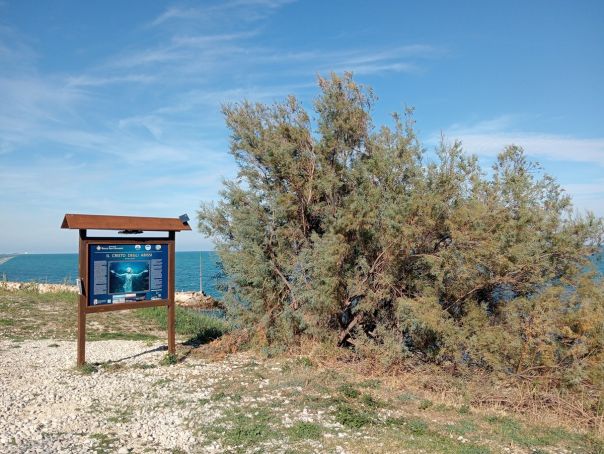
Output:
(88, 243), (168, 306)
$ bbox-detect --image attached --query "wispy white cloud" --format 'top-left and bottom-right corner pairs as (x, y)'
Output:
(152, 82), (315, 117)
(149, 6), (202, 27)
(444, 115), (518, 134)
(434, 116), (604, 215)
(262, 45), (442, 76)
(106, 35), (441, 83)
(109, 46), (189, 68)
(329, 61), (419, 76)
(0, 76), (88, 153)
(563, 181), (604, 196)
(562, 182), (604, 216)
(66, 74), (155, 87)
(0, 24), (37, 73)
(107, 31), (255, 71)
(457, 133), (604, 166)
(118, 114), (165, 140)
(123, 2), (443, 80)
(170, 30), (259, 47)
(439, 116), (604, 167)
(148, 0), (295, 28)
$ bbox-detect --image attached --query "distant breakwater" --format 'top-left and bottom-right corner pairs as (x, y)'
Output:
(0, 256), (16, 266)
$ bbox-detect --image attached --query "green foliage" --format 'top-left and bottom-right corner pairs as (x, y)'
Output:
(199, 72), (604, 387)
(360, 393), (385, 408)
(77, 362), (98, 375)
(406, 418), (428, 435)
(419, 399), (433, 410)
(484, 415), (585, 450)
(90, 432), (118, 453)
(358, 379), (381, 389)
(334, 403), (374, 429)
(449, 419), (477, 435)
(294, 356), (314, 368)
(287, 421), (323, 440)
(386, 416), (428, 434)
(338, 383), (360, 399)
(458, 404), (471, 415)
(221, 408), (274, 446)
(138, 306), (229, 345)
(88, 331), (157, 341)
(160, 353), (178, 366)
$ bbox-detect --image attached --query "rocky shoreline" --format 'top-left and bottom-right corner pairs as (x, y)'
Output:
(0, 281), (223, 310)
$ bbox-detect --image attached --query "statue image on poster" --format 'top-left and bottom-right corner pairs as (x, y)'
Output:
(109, 261), (150, 293)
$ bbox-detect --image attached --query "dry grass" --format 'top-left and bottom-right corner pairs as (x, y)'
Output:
(0, 287), (164, 341)
(189, 344), (603, 453)
(197, 334), (604, 438)
(277, 338), (604, 437)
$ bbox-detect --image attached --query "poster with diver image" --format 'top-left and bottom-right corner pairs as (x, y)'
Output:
(88, 243), (168, 306)
(109, 261), (149, 294)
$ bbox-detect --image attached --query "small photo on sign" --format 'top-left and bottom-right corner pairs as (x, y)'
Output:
(108, 261), (150, 294)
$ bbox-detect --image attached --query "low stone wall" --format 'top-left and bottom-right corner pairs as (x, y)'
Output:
(0, 281), (78, 293)
(0, 281), (222, 309)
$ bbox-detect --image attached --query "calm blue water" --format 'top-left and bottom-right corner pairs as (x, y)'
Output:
(1, 251), (602, 300)
(0, 251), (224, 299)
(593, 253), (604, 277)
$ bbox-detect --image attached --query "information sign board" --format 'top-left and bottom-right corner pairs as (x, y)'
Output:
(62, 213), (191, 366)
(88, 243), (168, 306)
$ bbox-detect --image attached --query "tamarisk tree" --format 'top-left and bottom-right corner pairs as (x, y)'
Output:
(199, 73), (603, 380)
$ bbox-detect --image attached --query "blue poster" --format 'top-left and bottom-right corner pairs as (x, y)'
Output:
(88, 243), (168, 306)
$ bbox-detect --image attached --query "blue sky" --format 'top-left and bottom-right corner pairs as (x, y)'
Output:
(0, 0), (602, 253)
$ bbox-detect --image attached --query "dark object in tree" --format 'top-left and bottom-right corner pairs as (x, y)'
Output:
(199, 73), (604, 385)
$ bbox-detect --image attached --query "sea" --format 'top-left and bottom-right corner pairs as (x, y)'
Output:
(0, 250), (603, 301)
(0, 251), (224, 299)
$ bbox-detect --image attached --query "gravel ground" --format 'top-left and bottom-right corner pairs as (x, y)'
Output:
(1, 339), (599, 454)
(0, 339), (245, 453)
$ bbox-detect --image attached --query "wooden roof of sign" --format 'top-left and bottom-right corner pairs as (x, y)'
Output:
(61, 214), (192, 231)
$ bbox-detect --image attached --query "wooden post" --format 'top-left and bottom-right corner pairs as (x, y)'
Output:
(167, 231), (176, 355)
(77, 229), (87, 367)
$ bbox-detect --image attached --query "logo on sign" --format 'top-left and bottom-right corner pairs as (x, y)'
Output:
(145, 245), (151, 250)
(135, 244), (141, 250)
(155, 245), (161, 250)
